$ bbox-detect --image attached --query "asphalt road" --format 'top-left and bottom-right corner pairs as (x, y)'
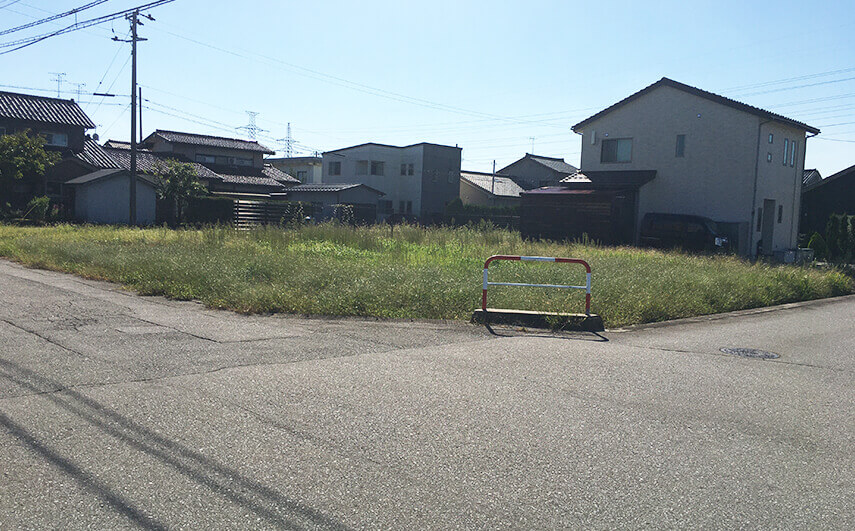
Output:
(0, 259), (852, 529)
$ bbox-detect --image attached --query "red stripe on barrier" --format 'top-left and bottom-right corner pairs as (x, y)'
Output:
(481, 255), (592, 314)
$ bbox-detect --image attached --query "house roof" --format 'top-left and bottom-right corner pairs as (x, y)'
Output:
(802, 168), (822, 187)
(75, 139), (123, 169)
(802, 163), (855, 193)
(561, 170), (657, 189)
(0, 90), (95, 129)
(217, 174), (286, 188)
(266, 156), (322, 164)
(285, 183), (385, 195)
(262, 164), (300, 184)
(572, 77), (820, 135)
(104, 146), (223, 181)
(144, 130), (274, 154)
(460, 171), (524, 198)
(324, 141), (461, 154)
(103, 139), (131, 149)
(65, 168), (157, 187)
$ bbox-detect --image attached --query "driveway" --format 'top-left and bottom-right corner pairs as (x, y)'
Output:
(0, 259), (852, 529)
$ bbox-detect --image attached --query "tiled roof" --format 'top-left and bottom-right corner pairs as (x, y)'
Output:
(263, 164), (300, 183)
(572, 77), (819, 134)
(286, 183), (384, 194)
(217, 174), (286, 187)
(266, 156), (322, 164)
(802, 169), (822, 187)
(0, 91), (95, 128)
(74, 139), (122, 169)
(65, 168), (157, 187)
(147, 130), (274, 154)
(460, 171), (524, 198)
(526, 154), (578, 175)
(104, 147), (223, 181)
(103, 139), (131, 149)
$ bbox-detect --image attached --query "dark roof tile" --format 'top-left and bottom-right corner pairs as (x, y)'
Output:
(0, 91), (95, 128)
(460, 171), (524, 197)
(147, 129), (274, 153)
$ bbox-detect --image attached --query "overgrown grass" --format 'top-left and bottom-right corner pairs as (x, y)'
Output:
(0, 223), (850, 327)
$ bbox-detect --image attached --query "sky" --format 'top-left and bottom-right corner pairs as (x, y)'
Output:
(1, 0), (854, 176)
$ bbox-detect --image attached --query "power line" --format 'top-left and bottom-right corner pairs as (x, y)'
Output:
(723, 66), (855, 92)
(0, 0), (110, 37)
(0, 0), (173, 55)
(0, 0), (23, 10)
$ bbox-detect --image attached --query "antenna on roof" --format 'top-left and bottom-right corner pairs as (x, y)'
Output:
(529, 136), (535, 153)
(49, 72), (66, 97)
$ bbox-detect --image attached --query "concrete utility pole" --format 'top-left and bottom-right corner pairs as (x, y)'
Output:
(492, 160), (496, 195)
(114, 10), (150, 225)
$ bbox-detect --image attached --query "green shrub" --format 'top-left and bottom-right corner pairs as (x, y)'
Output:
(807, 232), (828, 260)
(24, 196), (50, 221)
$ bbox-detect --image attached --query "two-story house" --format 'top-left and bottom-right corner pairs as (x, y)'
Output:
(0, 90), (95, 204)
(498, 153), (578, 190)
(140, 130), (298, 195)
(521, 78), (819, 256)
(321, 142), (461, 222)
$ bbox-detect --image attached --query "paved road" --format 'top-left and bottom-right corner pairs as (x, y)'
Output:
(0, 259), (852, 529)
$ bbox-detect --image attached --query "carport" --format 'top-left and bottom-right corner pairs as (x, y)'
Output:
(520, 170), (656, 244)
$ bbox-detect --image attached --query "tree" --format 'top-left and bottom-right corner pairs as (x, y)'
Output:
(154, 159), (206, 225)
(0, 130), (60, 209)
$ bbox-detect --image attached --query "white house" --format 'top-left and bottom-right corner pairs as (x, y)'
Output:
(321, 142), (461, 222)
(566, 77), (819, 256)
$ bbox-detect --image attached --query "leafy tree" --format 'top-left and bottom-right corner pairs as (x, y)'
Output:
(154, 159), (206, 225)
(0, 130), (60, 208)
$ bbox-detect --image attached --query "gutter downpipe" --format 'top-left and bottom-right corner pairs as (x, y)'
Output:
(792, 130), (819, 246)
(750, 119), (772, 259)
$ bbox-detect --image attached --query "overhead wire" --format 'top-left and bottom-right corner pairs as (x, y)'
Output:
(0, 0), (110, 37)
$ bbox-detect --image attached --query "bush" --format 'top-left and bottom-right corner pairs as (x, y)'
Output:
(24, 196), (50, 222)
(807, 232), (828, 260)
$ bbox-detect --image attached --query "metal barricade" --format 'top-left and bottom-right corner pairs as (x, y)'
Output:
(481, 255), (592, 315)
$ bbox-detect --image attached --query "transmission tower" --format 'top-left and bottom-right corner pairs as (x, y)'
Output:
(49, 72), (66, 97)
(238, 111), (266, 140)
(284, 122), (294, 157)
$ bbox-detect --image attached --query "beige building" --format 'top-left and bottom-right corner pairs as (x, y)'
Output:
(570, 78), (819, 256)
(266, 156), (323, 184)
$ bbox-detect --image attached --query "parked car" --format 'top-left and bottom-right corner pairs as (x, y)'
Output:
(639, 213), (730, 252)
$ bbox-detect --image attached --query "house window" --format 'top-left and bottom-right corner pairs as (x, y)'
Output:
(406, 201), (412, 214)
(783, 139), (788, 165)
(196, 154), (216, 164)
(356, 160), (369, 175)
(400, 163), (414, 176)
(778, 205), (783, 223)
(601, 138), (632, 163)
(42, 132), (68, 147)
(379, 200), (393, 214)
(407, 163), (414, 176)
(756, 208), (763, 232)
(228, 156), (252, 167)
(790, 140), (797, 167)
(296, 170), (307, 181)
(675, 134), (686, 158)
(400, 163), (407, 176)
(370, 161), (385, 176)
(767, 152), (773, 163)
(768, 133), (774, 144)
(329, 161), (341, 176)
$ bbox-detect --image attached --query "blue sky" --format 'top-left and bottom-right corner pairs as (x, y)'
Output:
(2, 0), (854, 175)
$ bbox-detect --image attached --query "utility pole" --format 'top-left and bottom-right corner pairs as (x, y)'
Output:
(49, 72), (66, 97)
(491, 160), (496, 196)
(114, 10), (150, 226)
(139, 86), (143, 140)
(529, 136), (535, 154)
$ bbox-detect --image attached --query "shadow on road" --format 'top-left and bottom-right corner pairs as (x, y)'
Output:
(0, 359), (350, 530)
(484, 323), (609, 342)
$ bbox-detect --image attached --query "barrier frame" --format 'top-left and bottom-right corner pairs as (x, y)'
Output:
(481, 255), (592, 315)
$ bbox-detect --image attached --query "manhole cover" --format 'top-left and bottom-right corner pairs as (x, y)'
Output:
(720, 347), (780, 359)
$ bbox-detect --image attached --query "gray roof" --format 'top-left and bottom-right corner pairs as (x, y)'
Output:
(460, 171), (524, 198)
(263, 164), (300, 184)
(65, 168), (157, 187)
(526, 154), (578, 175)
(572, 77), (819, 134)
(74, 139), (122, 169)
(217, 173), (286, 188)
(286, 183), (385, 195)
(104, 147), (223, 181)
(266, 156), (322, 164)
(0, 90), (95, 129)
(802, 169), (822, 187)
(146, 130), (274, 154)
(103, 139), (131, 149)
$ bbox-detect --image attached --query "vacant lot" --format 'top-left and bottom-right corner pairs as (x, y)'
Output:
(0, 223), (850, 327)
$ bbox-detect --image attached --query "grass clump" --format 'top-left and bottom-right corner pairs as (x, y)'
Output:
(0, 223), (850, 328)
